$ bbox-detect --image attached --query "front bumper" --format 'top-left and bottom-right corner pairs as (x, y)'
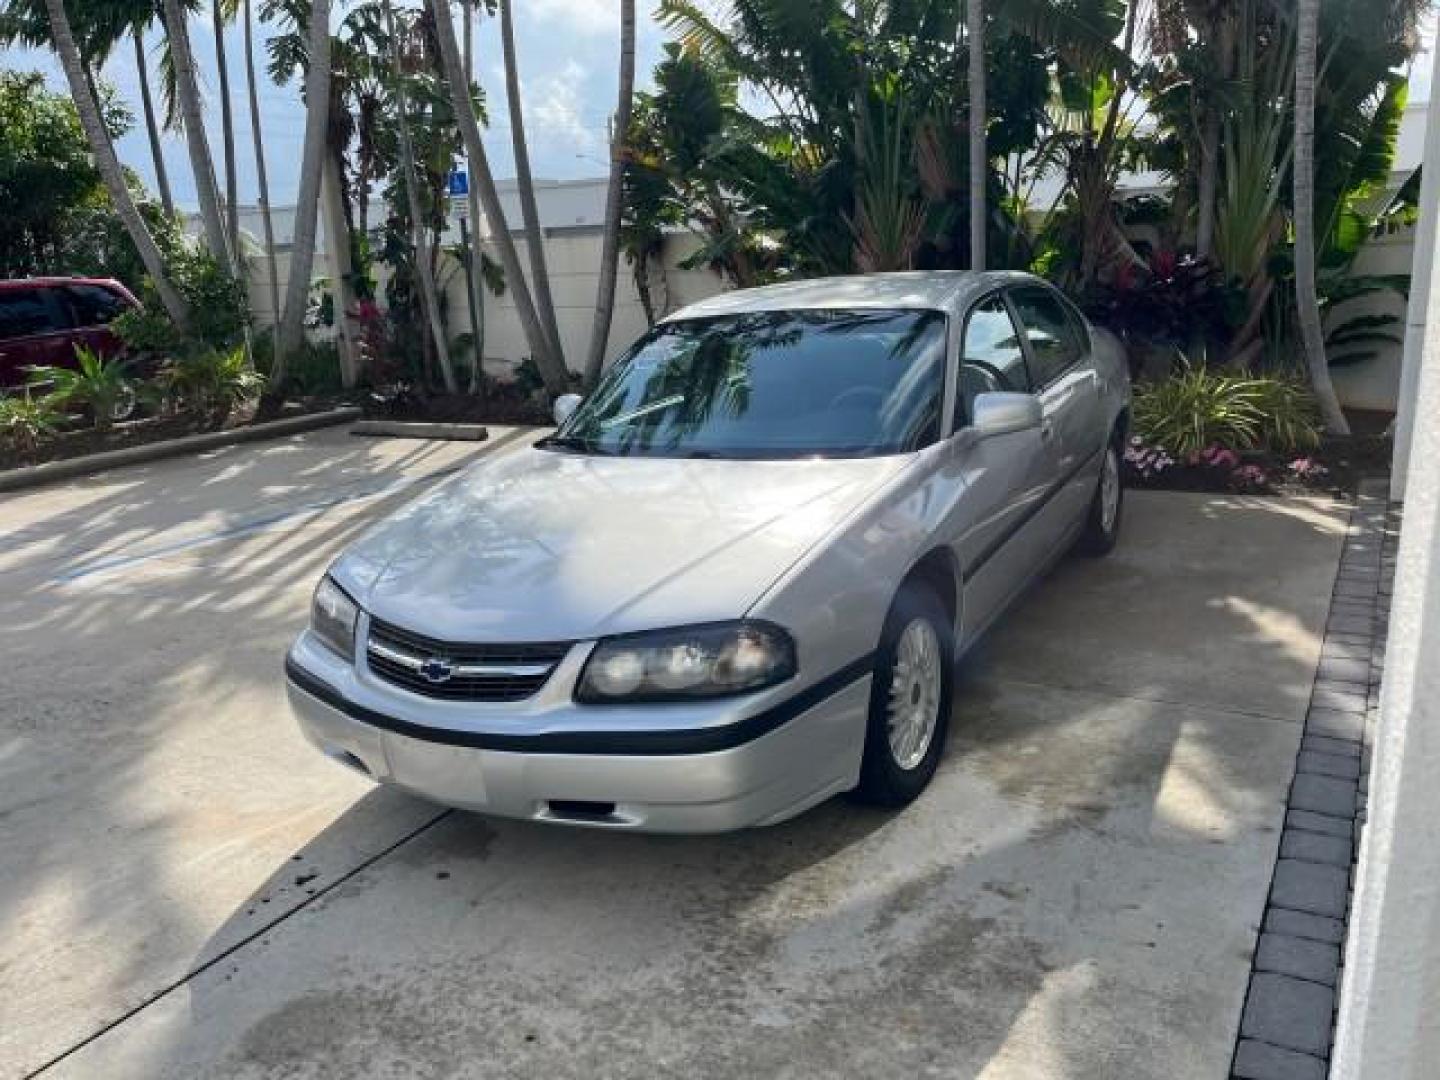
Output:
(284, 636), (871, 834)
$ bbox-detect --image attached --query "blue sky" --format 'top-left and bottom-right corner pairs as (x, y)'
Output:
(2, 3), (1435, 211)
(1, 0), (669, 209)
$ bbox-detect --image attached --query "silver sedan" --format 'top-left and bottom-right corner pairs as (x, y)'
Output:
(285, 272), (1131, 832)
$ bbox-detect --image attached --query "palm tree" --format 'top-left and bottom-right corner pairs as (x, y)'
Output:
(424, 0), (570, 397)
(211, 0), (239, 252)
(131, 22), (176, 217)
(384, 0), (457, 393)
(39, 0), (190, 326)
(272, 0), (332, 385)
(498, 0), (564, 370)
(242, 0), (280, 328)
(158, 0), (233, 271)
(967, 0), (985, 271)
(581, 0), (635, 390)
(1294, 0), (1349, 435)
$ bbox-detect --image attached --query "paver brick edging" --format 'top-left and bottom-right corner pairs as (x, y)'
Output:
(1230, 481), (1397, 1080)
(0, 407), (363, 494)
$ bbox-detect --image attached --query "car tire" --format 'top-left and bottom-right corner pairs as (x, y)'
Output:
(1076, 437), (1123, 557)
(853, 582), (954, 807)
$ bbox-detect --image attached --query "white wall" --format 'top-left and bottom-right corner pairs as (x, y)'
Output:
(251, 230), (729, 377)
(1329, 223), (1414, 414)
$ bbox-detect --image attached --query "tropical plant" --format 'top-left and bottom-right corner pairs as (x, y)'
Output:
(29, 0), (189, 327)
(582, 0), (637, 390)
(383, 0), (456, 392)
(130, 21), (174, 218)
(25, 345), (135, 430)
(243, 0), (281, 329)
(158, 0), (233, 273)
(1132, 365), (1321, 457)
(498, 0), (563, 370)
(270, 0), (333, 391)
(0, 391), (65, 451)
(1083, 251), (1243, 369)
(112, 248), (251, 357)
(424, 0), (571, 397)
(1294, 0), (1348, 434)
(153, 344), (265, 422)
(968, 0), (986, 272)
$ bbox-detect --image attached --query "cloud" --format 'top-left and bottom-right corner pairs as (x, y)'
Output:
(527, 0), (618, 36)
(525, 61), (604, 157)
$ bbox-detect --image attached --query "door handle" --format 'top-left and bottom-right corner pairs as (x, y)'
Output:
(1040, 417), (1055, 441)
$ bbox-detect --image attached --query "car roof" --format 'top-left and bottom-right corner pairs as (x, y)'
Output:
(662, 271), (1044, 322)
(0, 276), (126, 291)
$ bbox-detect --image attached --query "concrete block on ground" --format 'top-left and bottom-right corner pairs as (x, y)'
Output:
(1254, 933), (1340, 986)
(1290, 773), (1358, 819)
(1270, 859), (1350, 919)
(1281, 828), (1353, 867)
(1233, 1038), (1327, 1080)
(1240, 973), (1335, 1056)
(1296, 750), (1361, 781)
(1265, 907), (1345, 945)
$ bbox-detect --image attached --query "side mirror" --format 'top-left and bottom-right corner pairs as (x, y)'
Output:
(552, 393), (582, 426)
(971, 392), (1042, 439)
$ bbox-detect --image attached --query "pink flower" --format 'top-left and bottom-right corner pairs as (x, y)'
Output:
(1231, 464), (1268, 489)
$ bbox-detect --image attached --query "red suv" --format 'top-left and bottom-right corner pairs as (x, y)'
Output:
(0, 277), (139, 390)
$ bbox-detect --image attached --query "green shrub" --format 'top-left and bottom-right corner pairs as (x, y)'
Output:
(0, 392), (64, 451)
(1133, 366), (1322, 457)
(25, 345), (134, 429)
(112, 249), (251, 358)
(153, 345), (265, 424)
(252, 334), (344, 396)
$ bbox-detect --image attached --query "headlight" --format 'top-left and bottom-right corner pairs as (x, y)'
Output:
(311, 576), (359, 660)
(576, 621), (796, 703)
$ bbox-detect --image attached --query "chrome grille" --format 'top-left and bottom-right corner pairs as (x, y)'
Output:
(365, 616), (571, 702)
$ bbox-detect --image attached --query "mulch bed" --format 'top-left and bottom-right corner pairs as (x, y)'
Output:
(0, 400), (346, 471)
(1124, 432), (1393, 499)
(1, 383), (553, 472)
(361, 386), (551, 426)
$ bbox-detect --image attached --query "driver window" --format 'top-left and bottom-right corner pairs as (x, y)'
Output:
(958, 296), (1030, 427)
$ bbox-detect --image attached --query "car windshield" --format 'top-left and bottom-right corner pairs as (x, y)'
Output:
(548, 308), (947, 459)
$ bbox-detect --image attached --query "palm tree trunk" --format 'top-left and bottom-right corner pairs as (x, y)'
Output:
(463, 0), (473, 77)
(460, 2), (489, 393)
(1294, 0), (1349, 435)
(498, 0), (564, 370)
(272, 0), (332, 389)
(242, 0), (281, 334)
(158, 0), (233, 273)
(424, 0), (570, 397)
(133, 27), (175, 219)
(967, 0), (986, 272)
(43, 0), (189, 327)
(212, 0), (239, 254)
(1195, 112), (1219, 258)
(581, 0), (635, 390)
(385, 2), (456, 393)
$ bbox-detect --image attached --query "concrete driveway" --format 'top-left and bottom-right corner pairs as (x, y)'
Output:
(0, 429), (1349, 1079)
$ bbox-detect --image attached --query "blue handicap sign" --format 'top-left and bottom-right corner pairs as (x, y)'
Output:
(448, 169), (469, 196)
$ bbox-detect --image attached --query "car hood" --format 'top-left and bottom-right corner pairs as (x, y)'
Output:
(331, 446), (909, 643)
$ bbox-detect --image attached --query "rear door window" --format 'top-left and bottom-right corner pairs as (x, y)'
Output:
(0, 289), (65, 341)
(66, 284), (132, 327)
(1010, 286), (1082, 388)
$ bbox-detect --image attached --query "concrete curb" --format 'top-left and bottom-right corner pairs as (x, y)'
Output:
(350, 420), (490, 441)
(0, 407), (363, 495)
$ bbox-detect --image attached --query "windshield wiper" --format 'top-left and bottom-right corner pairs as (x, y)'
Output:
(536, 434), (604, 454)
